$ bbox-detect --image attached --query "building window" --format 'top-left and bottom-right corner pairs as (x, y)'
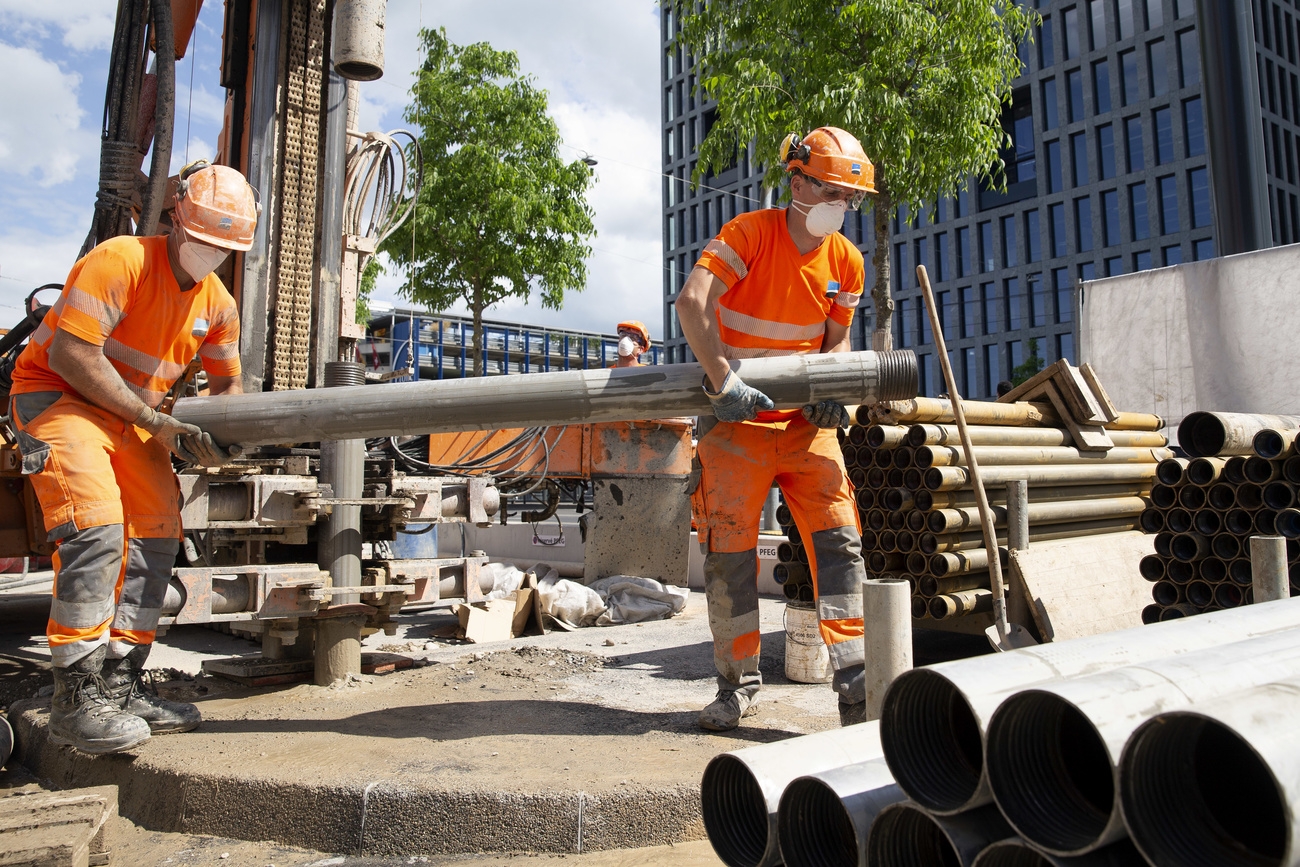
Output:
(1029, 273), (1048, 326)
(1158, 175), (1179, 234)
(1121, 49), (1139, 106)
(1178, 29), (1199, 87)
(1098, 124), (1116, 178)
(1058, 332), (1076, 364)
(916, 237), (930, 282)
(1005, 277), (1022, 329)
(1008, 339), (1024, 373)
(1047, 140), (1063, 193)
(1184, 97), (1204, 157)
(1106, 255), (1124, 275)
(1090, 0), (1108, 49)
(1002, 215), (1018, 268)
(1118, 0), (1136, 40)
(1067, 68), (1085, 123)
(898, 298), (913, 348)
(1154, 106), (1174, 164)
(894, 242), (909, 293)
(918, 354), (932, 397)
(1065, 6), (1081, 58)
(956, 187), (968, 218)
(957, 226), (971, 277)
(1148, 39), (1168, 97)
(1189, 167), (1211, 228)
(964, 347), (979, 398)
(1080, 261), (1097, 280)
(1013, 103), (1037, 182)
(1102, 189), (1121, 246)
(1175, 0), (1194, 17)
(1050, 203), (1068, 258)
(980, 221), (995, 272)
(982, 282), (1000, 334)
(1094, 59), (1112, 114)
(1042, 78), (1059, 130)
(1163, 244), (1183, 266)
(1076, 196), (1094, 252)
(918, 301), (933, 345)
(1126, 116), (1145, 172)
(1144, 0), (1162, 28)
(937, 290), (952, 336)
(985, 344), (1001, 396)
(1134, 250), (1152, 271)
(1026, 209), (1042, 262)
(1072, 132), (1089, 186)
(1053, 267), (1073, 323)
(1131, 182), (1150, 241)
(937, 233), (949, 282)
(960, 285), (977, 338)
(1194, 238), (1215, 260)
(1040, 16), (1055, 68)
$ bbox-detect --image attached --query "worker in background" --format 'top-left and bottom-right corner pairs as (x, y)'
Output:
(613, 320), (651, 367)
(676, 127), (873, 730)
(8, 162), (255, 754)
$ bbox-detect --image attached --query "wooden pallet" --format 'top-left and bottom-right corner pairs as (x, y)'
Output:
(0, 781), (117, 866)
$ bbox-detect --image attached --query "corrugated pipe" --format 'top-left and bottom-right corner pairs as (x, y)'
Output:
(878, 597), (1300, 816)
(983, 627), (1300, 857)
(701, 723), (884, 867)
(175, 350), (918, 446)
(1120, 673), (1300, 867)
(971, 838), (1146, 867)
(866, 802), (1012, 866)
(1176, 411), (1300, 458)
(775, 758), (902, 867)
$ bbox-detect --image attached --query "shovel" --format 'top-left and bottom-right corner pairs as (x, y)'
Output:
(916, 265), (1036, 652)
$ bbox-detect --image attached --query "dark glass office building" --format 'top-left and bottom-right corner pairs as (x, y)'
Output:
(661, 0), (1300, 396)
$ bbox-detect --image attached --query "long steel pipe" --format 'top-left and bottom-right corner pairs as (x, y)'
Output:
(1120, 672), (1300, 867)
(878, 597), (1300, 816)
(174, 350), (918, 446)
(915, 484), (1149, 512)
(866, 802), (1013, 866)
(916, 446), (1172, 470)
(927, 497), (1148, 534)
(876, 399), (1162, 432)
(983, 627), (1300, 857)
(971, 838), (1147, 867)
(701, 723), (885, 867)
(905, 424), (1167, 450)
(924, 463), (1159, 492)
(921, 519), (1142, 555)
(1255, 428), (1298, 459)
(776, 758), (903, 867)
(1177, 411), (1300, 458)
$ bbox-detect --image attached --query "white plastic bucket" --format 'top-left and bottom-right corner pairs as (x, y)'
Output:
(784, 603), (832, 683)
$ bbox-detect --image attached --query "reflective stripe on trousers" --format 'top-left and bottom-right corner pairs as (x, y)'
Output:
(693, 416), (866, 697)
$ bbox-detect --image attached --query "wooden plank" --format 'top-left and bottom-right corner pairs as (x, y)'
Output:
(1012, 531), (1155, 642)
(1058, 364), (1108, 424)
(1041, 382), (1114, 452)
(0, 822), (92, 867)
(997, 358), (1066, 404)
(1080, 362), (1121, 422)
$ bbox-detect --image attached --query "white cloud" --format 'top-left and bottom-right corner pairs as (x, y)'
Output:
(0, 1), (116, 52)
(0, 42), (92, 186)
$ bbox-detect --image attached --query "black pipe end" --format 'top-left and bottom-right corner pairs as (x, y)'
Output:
(701, 754), (771, 867)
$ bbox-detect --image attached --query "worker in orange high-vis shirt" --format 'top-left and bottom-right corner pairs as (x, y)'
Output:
(613, 320), (650, 367)
(8, 161), (256, 754)
(676, 127), (874, 730)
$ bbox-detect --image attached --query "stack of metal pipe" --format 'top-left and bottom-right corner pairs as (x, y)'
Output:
(1138, 411), (1300, 622)
(837, 397), (1168, 627)
(701, 596), (1300, 867)
(773, 501), (815, 604)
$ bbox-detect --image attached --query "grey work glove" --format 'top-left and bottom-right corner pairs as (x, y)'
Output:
(802, 400), (851, 429)
(182, 431), (244, 468)
(135, 406), (204, 463)
(704, 370), (775, 423)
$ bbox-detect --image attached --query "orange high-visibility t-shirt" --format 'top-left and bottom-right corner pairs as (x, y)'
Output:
(695, 208), (865, 420)
(12, 235), (241, 409)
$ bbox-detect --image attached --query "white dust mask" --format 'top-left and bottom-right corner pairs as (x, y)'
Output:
(792, 199), (849, 237)
(177, 233), (229, 283)
(618, 336), (638, 357)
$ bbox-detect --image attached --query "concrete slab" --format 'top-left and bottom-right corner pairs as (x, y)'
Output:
(0, 574), (989, 860)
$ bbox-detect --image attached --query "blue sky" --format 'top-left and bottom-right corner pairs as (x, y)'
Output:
(0, 1), (665, 337)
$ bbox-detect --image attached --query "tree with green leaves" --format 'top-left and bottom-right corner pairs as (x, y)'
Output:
(677, 0), (1036, 350)
(1011, 336), (1045, 385)
(382, 28), (597, 377)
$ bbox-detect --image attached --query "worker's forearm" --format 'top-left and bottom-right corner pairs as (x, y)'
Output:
(675, 297), (731, 392)
(821, 335), (852, 354)
(49, 348), (154, 424)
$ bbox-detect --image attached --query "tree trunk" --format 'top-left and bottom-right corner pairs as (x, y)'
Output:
(871, 184), (895, 351)
(472, 280), (485, 378)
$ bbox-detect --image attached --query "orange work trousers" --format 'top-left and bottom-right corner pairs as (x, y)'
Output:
(11, 391), (181, 666)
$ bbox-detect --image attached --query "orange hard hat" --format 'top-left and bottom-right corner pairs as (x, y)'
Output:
(780, 127), (876, 195)
(617, 320), (650, 348)
(173, 161), (260, 251)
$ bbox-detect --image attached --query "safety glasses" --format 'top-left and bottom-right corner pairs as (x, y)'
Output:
(807, 175), (868, 209)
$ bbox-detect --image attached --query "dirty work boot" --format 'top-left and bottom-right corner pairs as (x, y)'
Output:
(49, 646), (151, 755)
(101, 644), (201, 734)
(698, 688), (759, 731)
(838, 700), (868, 727)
